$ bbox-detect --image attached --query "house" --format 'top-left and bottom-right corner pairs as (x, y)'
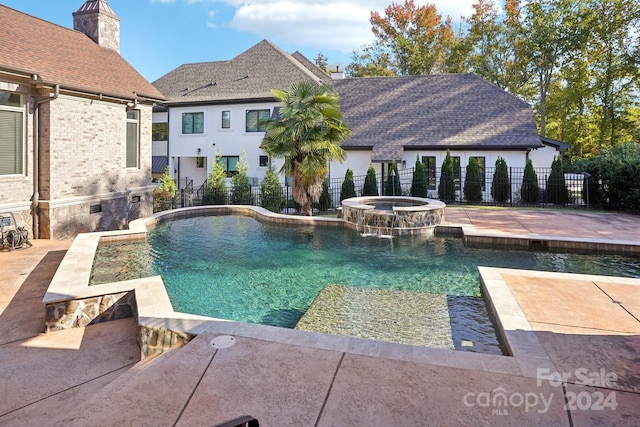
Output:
(153, 40), (566, 201)
(0, 1), (165, 239)
(151, 40), (330, 194)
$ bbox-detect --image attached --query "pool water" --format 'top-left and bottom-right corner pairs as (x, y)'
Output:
(90, 215), (640, 355)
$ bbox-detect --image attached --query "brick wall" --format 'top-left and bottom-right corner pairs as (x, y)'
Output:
(36, 95), (154, 239)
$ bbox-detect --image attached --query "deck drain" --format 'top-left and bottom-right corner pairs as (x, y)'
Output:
(210, 335), (236, 349)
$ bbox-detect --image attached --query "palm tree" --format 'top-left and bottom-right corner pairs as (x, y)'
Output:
(261, 81), (351, 215)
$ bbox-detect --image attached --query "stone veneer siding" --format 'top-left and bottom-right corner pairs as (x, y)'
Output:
(45, 291), (137, 332)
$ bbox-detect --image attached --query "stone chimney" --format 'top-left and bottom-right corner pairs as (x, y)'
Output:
(73, 0), (120, 53)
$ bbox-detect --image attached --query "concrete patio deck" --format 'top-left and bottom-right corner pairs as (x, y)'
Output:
(1, 207), (639, 426)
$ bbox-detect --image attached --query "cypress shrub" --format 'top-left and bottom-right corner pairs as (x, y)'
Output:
(317, 178), (332, 211)
(205, 154), (227, 205)
(231, 152), (253, 205)
(491, 156), (510, 203)
(438, 150), (455, 202)
(463, 157), (483, 203)
(340, 169), (357, 201)
(260, 165), (285, 213)
(384, 160), (402, 196)
(362, 165), (379, 196)
(520, 159), (540, 203)
(410, 155), (428, 197)
(546, 157), (569, 205)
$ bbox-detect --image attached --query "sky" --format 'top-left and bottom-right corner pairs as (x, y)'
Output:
(1, 0), (475, 82)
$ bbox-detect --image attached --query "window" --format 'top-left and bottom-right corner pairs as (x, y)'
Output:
(421, 156), (436, 190)
(152, 122), (167, 141)
(245, 109), (270, 132)
(259, 155), (269, 167)
(0, 92), (24, 175)
(196, 157), (205, 168)
(126, 110), (139, 168)
(182, 112), (204, 134)
(470, 156), (486, 190)
(222, 111), (230, 129)
(219, 156), (240, 177)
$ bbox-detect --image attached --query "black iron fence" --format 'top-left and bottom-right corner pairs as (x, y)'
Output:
(158, 166), (592, 213)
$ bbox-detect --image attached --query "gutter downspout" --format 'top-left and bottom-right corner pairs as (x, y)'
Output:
(33, 84), (59, 239)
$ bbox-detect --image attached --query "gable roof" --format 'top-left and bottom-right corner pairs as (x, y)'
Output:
(0, 4), (164, 102)
(153, 40), (330, 104)
(540, 136), (571, 152)
(332, 74), (543, 162)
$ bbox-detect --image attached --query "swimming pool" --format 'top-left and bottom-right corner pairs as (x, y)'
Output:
(90, 215), (640, 355)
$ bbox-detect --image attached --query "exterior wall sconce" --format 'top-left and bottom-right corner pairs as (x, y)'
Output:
(197, 148), (201, 154)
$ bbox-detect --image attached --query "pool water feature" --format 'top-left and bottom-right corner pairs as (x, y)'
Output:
(90, 215), (640, 355)
(341, 196), (446, 236)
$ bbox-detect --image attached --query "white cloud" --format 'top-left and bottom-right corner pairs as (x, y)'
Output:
(211, 1), (474, 53)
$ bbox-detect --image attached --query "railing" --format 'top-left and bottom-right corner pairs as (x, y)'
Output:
(159, 166), (596, 213)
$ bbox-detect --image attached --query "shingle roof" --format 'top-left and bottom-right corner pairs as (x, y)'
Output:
(0, 4), (164, 101)
(152, 40), (330, 104)
(332, 74), (543, 162)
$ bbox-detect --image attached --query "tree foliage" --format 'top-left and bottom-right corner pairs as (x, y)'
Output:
(384, 160), (403, 196)
(546, 157), (569, 204)
(369, 0), (455, 75)
(463, 156), (483, 203)
(206, 154), (228, 205)
(317, 178), (332, 211)
(153, 166), (177, 212)
(340, 169), (357, 201)
(231, 151), (253, 205)
(576, 142), (640, 211)
(520, 159), (540, 203)
(491, 156), (510, 203)
(362, 165), (379, 196)
(438, 150), (456, 202)
(260, 165), (286, 213)
(261, 81), (351, 216)
(410, 155), (427, 197)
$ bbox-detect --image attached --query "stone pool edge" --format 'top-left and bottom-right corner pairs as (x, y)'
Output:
(41, 205), (638, 377)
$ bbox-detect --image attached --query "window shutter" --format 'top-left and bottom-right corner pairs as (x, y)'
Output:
(0, 109), (23, 174)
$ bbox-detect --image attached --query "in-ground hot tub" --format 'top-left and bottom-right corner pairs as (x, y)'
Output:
(341, 196), (446, 236)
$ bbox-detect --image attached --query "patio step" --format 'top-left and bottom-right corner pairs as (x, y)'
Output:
(50, 332), (217, 426)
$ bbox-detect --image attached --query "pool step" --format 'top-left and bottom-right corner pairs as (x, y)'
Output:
(295, 284), (455, 349)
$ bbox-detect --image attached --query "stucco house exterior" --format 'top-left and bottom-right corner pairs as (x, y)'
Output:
(0, 1), (165, 239)
(152, 40), (567, 201)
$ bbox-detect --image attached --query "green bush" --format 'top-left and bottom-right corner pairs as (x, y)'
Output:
(546, 157), (569, 205)
(410, 155), (428, 197)
(316, 178), (332, 211)
(520, 159), (540, 203)
(384, 160), (402, 196)
(491, 157), (510, 203)
(260, 166), (286, 213)
(463, 157), (483, 203)
(153, 167), (176, 212)
(205, 154), (228, 205)
(576, 142), (640, 211)
(438, 150), (455, 202)
(340, 169), (356, 201)
(362, 165), (379, 196)
(231, 152), (253, 205)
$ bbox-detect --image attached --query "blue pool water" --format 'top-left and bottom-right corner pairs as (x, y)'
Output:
(90, 215), (640, 354)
